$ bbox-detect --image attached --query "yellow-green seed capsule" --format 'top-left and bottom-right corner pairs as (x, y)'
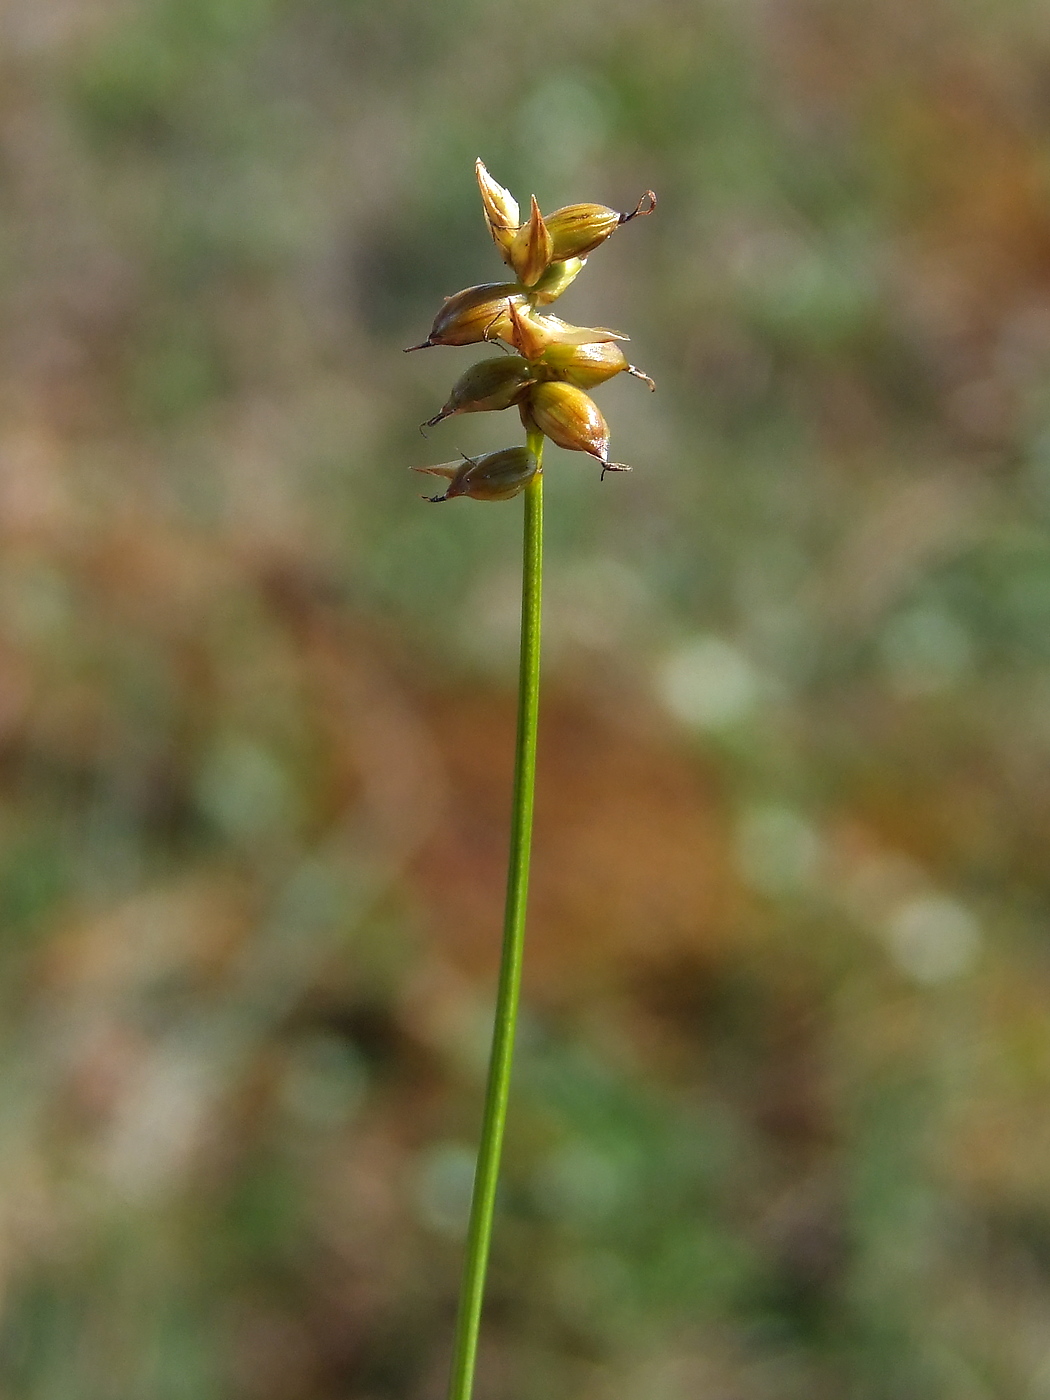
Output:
(508, 303), (628, 361)
(524, 381), (611, 461)
(414, 446), (538, 502)
(423, 355), (535, 427)
(545, 190), (657, 261)
(540, 341), (656, 391)
(529, 257), (586, 305)
(475, 159), (519, 260)
(509, 195), (553, 288)
(404, 283), (525, 350)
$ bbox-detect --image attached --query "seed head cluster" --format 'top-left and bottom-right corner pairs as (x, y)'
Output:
(408, 161), (656, 502)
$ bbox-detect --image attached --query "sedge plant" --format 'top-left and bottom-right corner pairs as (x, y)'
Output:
(406, 160), (656, 1400)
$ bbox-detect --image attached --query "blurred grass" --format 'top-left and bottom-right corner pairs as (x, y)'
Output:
(1, 0), (1050, 1397)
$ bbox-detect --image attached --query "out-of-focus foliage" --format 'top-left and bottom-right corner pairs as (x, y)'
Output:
(2, 0), (1050, 1396)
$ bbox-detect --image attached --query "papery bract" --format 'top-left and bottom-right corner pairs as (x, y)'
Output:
(508, 195), (553, 288)
(475, 159), (519, 259)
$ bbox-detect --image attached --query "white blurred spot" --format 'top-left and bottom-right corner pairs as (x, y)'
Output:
(413, 1142), (476, 1238)
(195, 736), (298, 840)
(879, 605), (973, 696)
(533, 1143), (625, 1225)
(656, 636), (761, 730)
(546, 556), (650, 653)
(735, 805), (823, 897)
(516, 75), (609, 181)
(102, 1046), (213, 1200)
(884, 895), (981, 984)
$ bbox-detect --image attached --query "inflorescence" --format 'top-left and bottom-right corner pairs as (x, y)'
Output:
(407, 161), (656, 501)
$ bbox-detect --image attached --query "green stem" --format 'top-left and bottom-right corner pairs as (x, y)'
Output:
(447, 432), (544, 1400)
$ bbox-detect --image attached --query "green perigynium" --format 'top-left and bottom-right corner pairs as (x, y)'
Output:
(407, 160), (656, 492)
(413, 446), (538, 502)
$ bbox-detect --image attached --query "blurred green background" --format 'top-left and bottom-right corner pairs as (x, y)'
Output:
(2, 0), (1050, 1396)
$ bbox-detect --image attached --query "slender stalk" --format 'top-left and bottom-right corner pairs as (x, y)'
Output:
(447, 431), (545, 1400)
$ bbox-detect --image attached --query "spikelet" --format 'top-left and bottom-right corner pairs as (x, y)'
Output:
(409, 163), (655, 494)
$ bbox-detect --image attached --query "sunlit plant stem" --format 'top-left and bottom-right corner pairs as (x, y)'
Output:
(414, 159), (653, 1399)
(446, 430), (544, 1400)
